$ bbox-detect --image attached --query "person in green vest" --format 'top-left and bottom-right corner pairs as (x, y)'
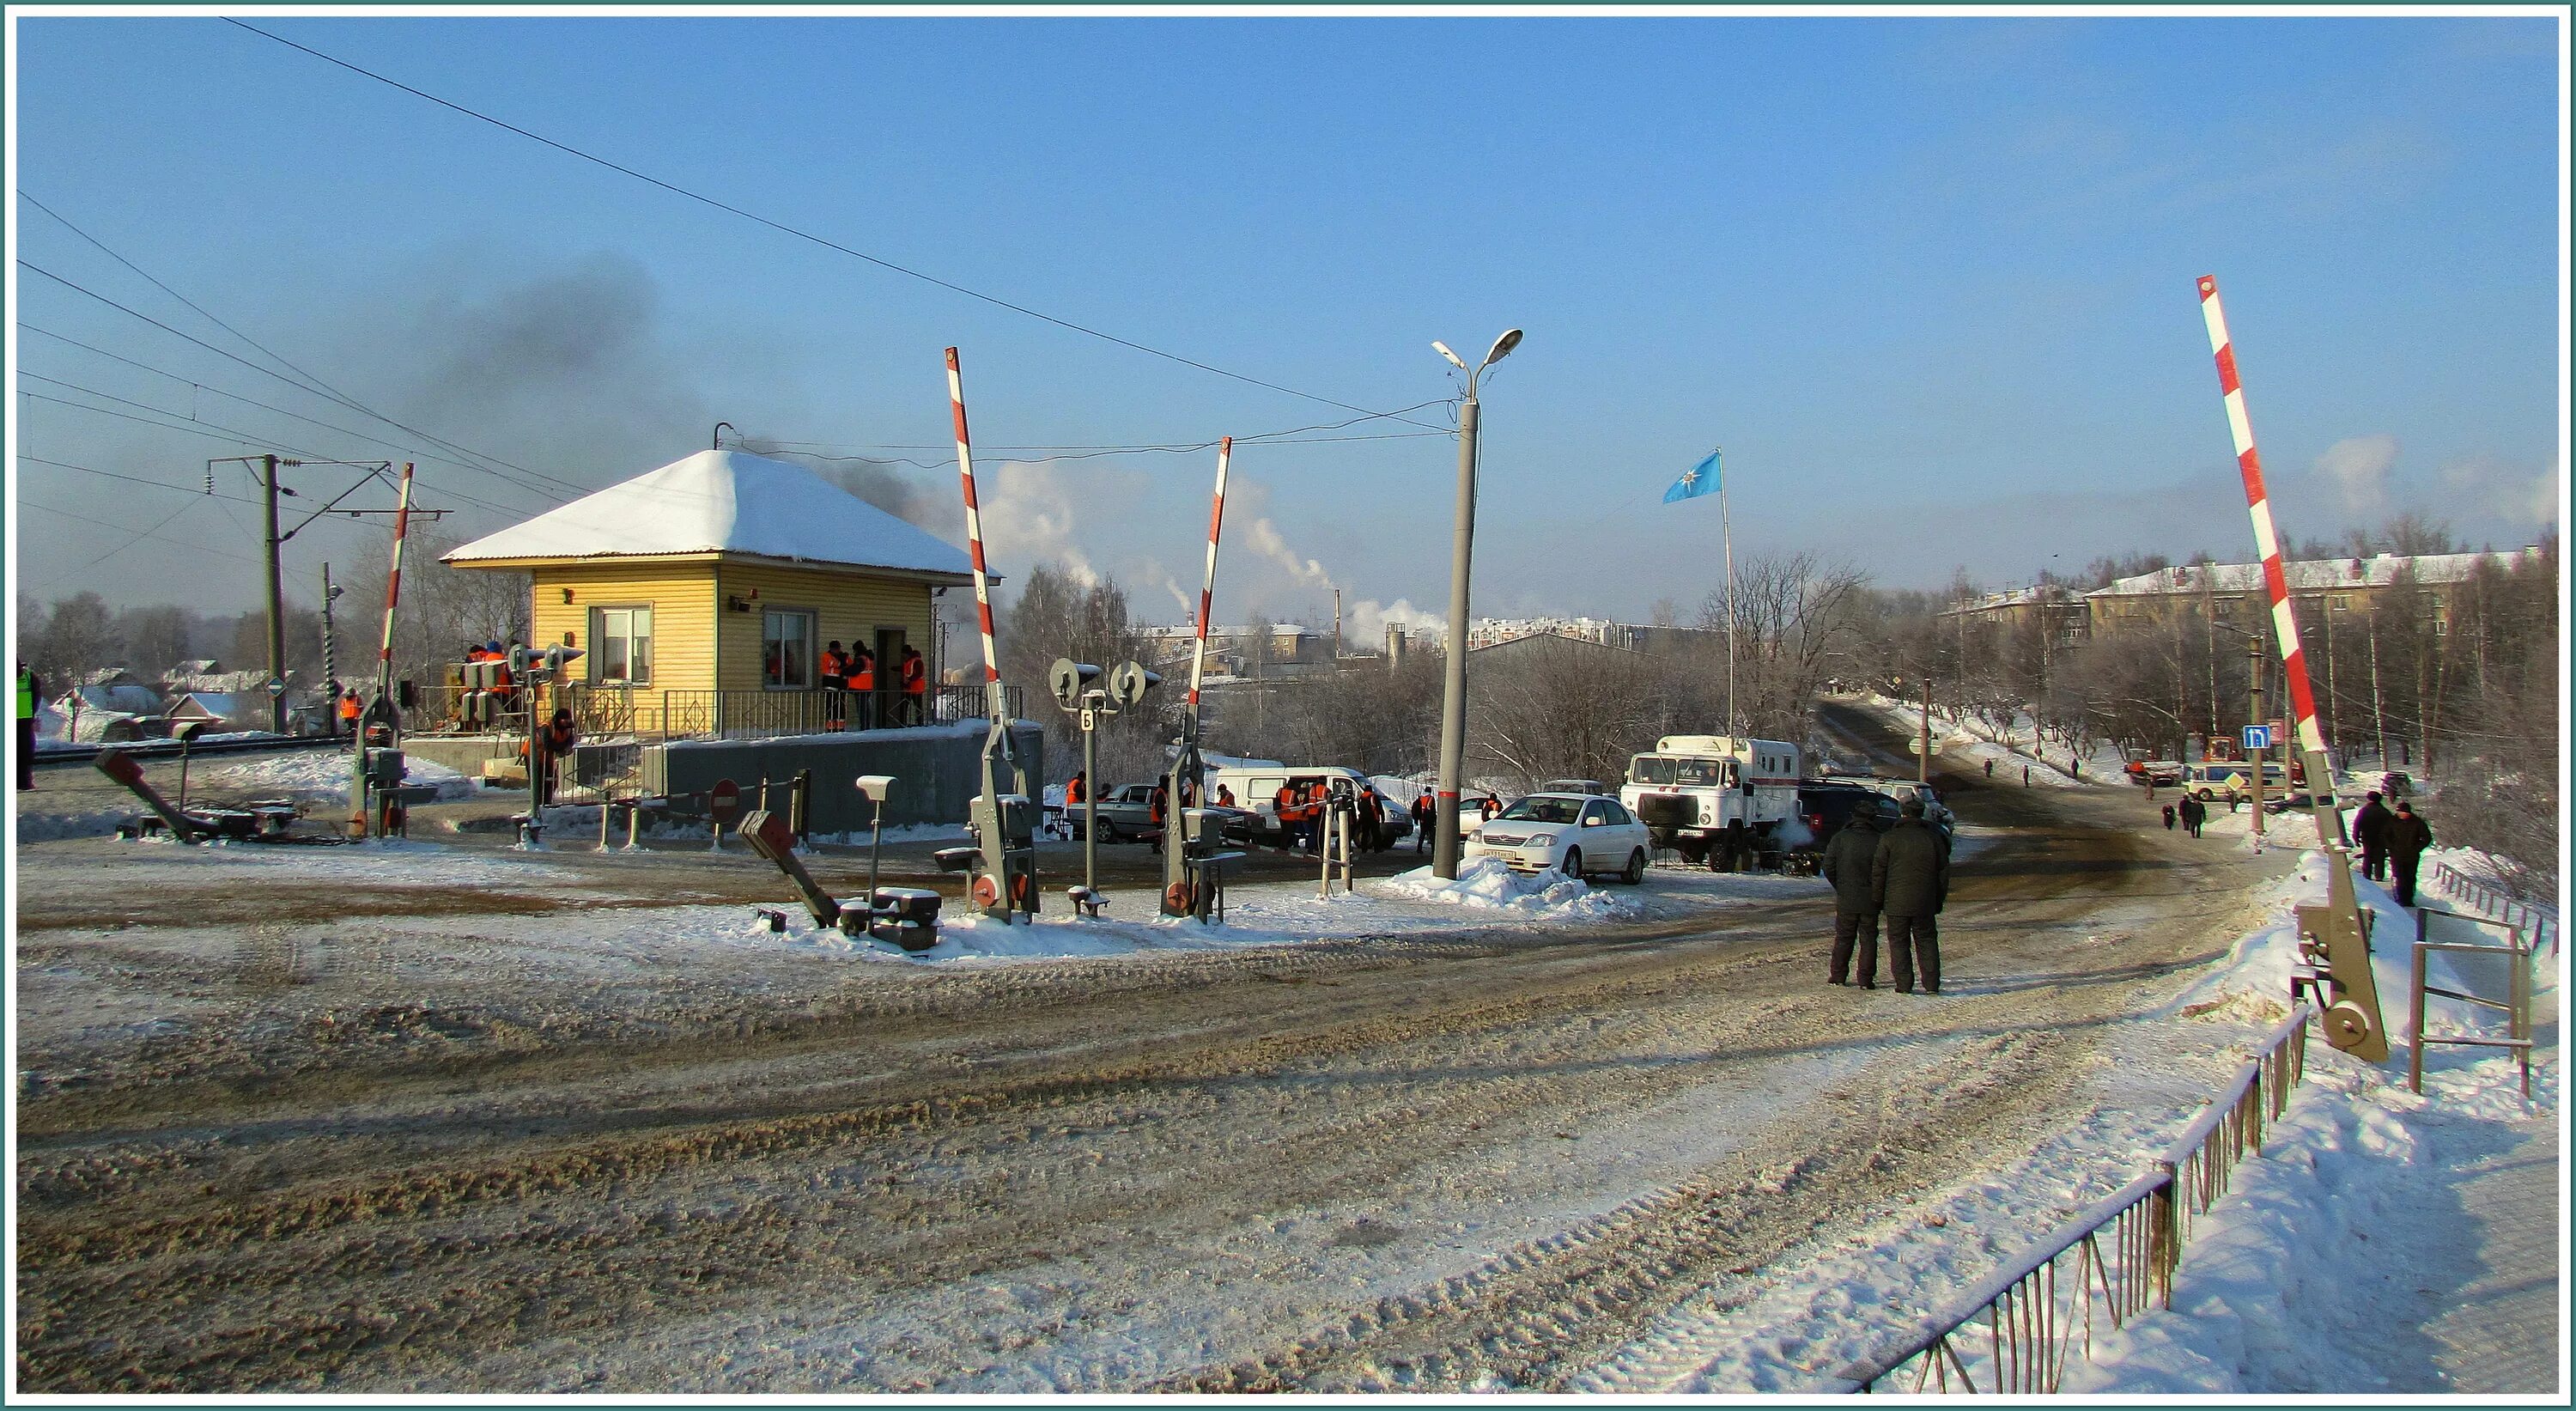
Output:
(17, 660), (41, 791)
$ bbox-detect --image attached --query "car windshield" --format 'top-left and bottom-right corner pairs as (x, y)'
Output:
(1499, 797), (1583, 824)
(1630, 757), (1674, 785)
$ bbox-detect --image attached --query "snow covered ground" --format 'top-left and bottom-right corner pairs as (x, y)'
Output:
(1851, 693), (2111, 787)
(196, 750), (474, 801)
(1574, 844), (2561, 1395)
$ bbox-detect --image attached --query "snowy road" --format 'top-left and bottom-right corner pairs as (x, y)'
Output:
(14, 708), (2305, 1392)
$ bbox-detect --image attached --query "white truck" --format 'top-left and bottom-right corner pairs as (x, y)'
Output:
(1619, 734), (1805, 867)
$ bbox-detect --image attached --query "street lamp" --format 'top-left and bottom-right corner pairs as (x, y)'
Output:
(1431, 328), (1523, 880)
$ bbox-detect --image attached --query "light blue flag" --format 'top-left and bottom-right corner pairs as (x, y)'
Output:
(1663, 449), (1722, 504)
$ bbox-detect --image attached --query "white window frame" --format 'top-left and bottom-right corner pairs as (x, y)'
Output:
(588, 605), (654, 685)
(762, 608), (817, 690)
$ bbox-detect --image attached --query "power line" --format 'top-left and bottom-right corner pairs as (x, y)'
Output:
(16, 258), (598, 502)
(28, 501), (210, 592)
(17, 197), (598, 498)
(224, 19), (1455, 434)
(20, 386), (335, 460)
(20, 324), (559, 511)
(16, 453), (271, 508)
(18, 499), (266, 569)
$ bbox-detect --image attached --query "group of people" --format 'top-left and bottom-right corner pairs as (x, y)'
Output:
(2160, 794), (2211, 837)
(1820, 796), (1952, 994)
(2352, 790), (2435, 907)
(813, 642), (928, 730)
(1271, 778), (1407, 855)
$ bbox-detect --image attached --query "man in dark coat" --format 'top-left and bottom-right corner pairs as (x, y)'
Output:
(2352, 791), (2394, 881)
(1821, 807), (1886, 988)
(2178, 794), (2205, 838)
(1872, 797), (1952, 994)
(2385, 800), (2433, 908)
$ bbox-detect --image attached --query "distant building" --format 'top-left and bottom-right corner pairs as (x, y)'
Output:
(2081, 550), (2542, 639)
(1935, 584), (2092, 645)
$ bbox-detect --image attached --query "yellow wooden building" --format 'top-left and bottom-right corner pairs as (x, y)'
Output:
(444, 449), (981, 728)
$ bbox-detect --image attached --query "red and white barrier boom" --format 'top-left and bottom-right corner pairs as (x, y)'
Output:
(1163, 436), (1232, 915)
(2196, 275), (2348, 848)
(946, 348), (1036, 920)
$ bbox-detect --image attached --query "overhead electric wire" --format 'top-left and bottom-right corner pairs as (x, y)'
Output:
(27, 500), (210, 591)
(224, 18), (1456, 435)
(20, 499), (265, 569)
(16, 453), (271, 508)
(16, 201), (598, 499)
(21, 325), (559, 513)
(17, 258), (598, 502)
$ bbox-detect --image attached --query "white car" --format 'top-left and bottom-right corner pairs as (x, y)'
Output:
(1462, 793), (1652, 884)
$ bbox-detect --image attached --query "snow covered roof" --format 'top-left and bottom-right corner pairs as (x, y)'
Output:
(442, 449), (979, 581)
(168, 691), (252, 721)
(2087, 549), (2538, 599)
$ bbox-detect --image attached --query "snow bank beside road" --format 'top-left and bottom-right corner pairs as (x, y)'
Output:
(198, 751), (474, 801)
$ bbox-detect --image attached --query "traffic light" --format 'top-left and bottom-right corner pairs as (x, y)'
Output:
(1048, 658), (1103, 709)
(1108, 661), (1162, 708)
(543, 645), (584, 672)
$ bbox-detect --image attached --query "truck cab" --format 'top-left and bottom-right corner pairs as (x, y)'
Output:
(1618, 734), (1802, 867)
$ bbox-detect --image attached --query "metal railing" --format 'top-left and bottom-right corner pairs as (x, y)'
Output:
(2429, 859), (2557, 956)
(2409, 909), (2535, 1099)
(398, 683), (1019, 743)
(1832, 1004), (2313, 1394)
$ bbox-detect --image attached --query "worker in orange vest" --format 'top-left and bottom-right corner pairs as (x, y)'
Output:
(848, 644), (878, 729)
(819, 641), (849, 731)
(900, 645), (927, 725)
(538, 708), (578, 806)
(337, 689), (362, 733)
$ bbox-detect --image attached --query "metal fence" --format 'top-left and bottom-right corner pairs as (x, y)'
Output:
(2429, 860), (2558, 956)
(401, 683), (1019, 743)
(1830, 1004), (2314, 1394)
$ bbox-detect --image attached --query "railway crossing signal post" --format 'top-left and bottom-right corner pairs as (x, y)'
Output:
(1049, 659), (1159, 905)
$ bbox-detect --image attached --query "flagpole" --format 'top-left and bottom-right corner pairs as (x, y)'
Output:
(1719, 450), (1736, 735)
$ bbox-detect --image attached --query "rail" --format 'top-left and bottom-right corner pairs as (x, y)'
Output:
(1831, 1004), (2313, 1394)
(2429, 859), (2557, 956)
(30, 733), (347, 767)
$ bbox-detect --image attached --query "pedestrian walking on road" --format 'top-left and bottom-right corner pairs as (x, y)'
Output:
(2022, 764), (2031, 788)
(1411, 792), (1433, 852)
(2386, 801), (2433, 908)
(1822, 807), (1886, 988)
(2353, 790), (2394, 882)
(2178, 794), (2205, 838)
(2161, 802), (2177, 830)
(1984, 758), (1994, 779)
(1872, 797), (1951, 994)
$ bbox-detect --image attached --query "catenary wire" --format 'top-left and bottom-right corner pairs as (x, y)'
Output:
(222, 19), (1455, 435)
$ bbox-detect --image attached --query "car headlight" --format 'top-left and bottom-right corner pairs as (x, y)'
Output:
(1524, 832), (1556, 847)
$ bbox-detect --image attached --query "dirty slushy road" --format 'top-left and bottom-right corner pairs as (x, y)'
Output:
(14, 706), (2293, 1391)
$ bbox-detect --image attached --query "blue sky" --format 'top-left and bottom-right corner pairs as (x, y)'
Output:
(9, 13), (2563, 628)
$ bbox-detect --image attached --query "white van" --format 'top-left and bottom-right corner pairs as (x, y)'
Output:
(2183, 760), (2288, 802)
(1207, 763), (1378, 843)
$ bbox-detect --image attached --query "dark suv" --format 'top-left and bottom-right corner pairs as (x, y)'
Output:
(1795, 782), (1899, 853)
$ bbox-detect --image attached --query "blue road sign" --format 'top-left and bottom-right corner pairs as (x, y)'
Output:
(2242, 725), (2274, 751)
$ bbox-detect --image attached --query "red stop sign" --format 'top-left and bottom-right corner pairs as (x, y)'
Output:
(709, 778), (742, 825)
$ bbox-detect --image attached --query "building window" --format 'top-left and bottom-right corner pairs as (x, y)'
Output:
(763, 609), (815, 689)
(589, 606), (653, 684)
(2330, 596), (2349, 612)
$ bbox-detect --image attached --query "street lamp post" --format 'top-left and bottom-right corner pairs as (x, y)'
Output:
(1431, 328), (1522, 880)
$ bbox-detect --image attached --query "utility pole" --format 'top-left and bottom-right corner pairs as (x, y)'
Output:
(2249, 634), (2266, 847)
(1431, 328), (1522, 881)
(1917, 674), (1933, 786)
(319, 563), (340, 733)
(261, 453), (287, 733)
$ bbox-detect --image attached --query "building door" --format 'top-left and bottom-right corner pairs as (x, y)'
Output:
(876, 628), (906, 726)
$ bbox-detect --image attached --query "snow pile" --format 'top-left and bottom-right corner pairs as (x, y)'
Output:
(198, 751), (475, 801)
(15, 806), (135, 842)
(1377, 857), (1619, 921)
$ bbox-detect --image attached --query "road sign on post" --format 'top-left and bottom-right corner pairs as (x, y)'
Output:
(2243, 724), (2273, 752)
